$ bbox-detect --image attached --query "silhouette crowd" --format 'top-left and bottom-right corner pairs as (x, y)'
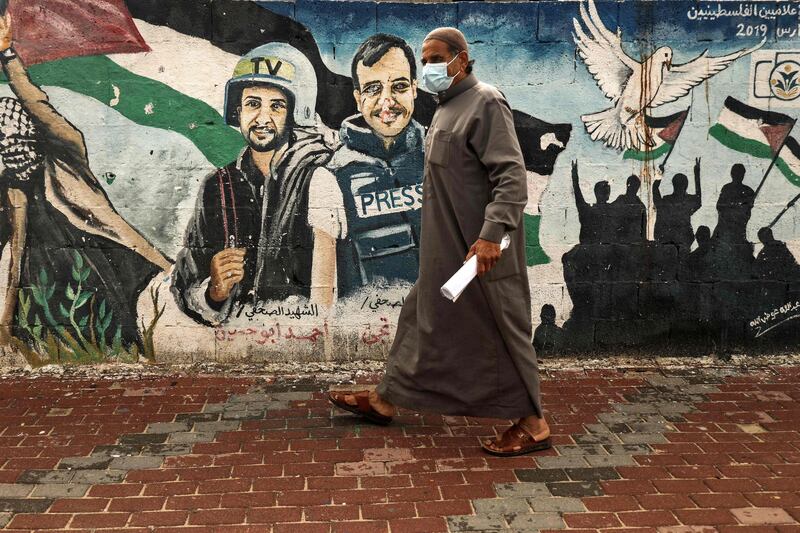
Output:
(534, 160), (800, 355)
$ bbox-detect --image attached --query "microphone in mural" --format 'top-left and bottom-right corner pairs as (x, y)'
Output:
(0, 9), (170, 362)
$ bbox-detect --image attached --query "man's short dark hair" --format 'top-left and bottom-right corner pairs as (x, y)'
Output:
(351, 33), (416, 91)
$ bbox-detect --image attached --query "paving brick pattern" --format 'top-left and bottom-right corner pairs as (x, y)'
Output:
(0, 365), (797, 532)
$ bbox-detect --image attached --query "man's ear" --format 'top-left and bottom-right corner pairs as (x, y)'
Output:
(353, 89), (363, 113)
(411, 80), (418, 99)
(458, 51), (469, 73)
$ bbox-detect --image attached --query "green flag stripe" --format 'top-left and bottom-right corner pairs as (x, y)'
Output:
(524, 212), (549, 266)
(776, 158), (800, 187)
(622, 141), (672, 161)
(709, 123), (774, 160)
(1, 55), (244, 168)
(710, 124), (800, 187)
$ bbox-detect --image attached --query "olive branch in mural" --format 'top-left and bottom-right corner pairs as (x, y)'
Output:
(574, 0), (763, 152)
(15, 251), (165, 364)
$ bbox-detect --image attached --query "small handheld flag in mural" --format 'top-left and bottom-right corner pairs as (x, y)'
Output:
(623, 109), (689, 162)
(710, 96), (797, 197)
(709, 97), (795, 161)
(765, 136), (800, 229)
(6, 0), (149, 65)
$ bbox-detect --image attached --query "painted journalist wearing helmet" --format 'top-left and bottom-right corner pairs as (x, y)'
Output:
(328, 34), (425, 298)
(172, 43), (346, 325)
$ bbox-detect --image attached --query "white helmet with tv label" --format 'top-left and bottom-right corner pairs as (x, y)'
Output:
(224, 42), (318, 128)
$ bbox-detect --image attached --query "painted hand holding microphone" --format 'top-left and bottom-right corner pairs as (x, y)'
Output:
(441, 234), (511, 301)
(208, 235), (246, 303)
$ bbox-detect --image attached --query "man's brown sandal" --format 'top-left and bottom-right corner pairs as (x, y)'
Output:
(328, 391), (393, 425)
(481, 423), (552, 457)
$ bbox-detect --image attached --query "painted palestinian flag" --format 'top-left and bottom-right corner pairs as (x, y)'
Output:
(1, 0), (568, 266)
(709, 97), (795, 161)
(623, 109), (688, 161)
(709, 97), (800, 187)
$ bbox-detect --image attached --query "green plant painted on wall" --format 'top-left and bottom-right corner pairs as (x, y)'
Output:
(16, 250), (164, 364)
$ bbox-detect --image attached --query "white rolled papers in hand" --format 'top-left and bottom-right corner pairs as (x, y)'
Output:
(440, 234), (511, 302)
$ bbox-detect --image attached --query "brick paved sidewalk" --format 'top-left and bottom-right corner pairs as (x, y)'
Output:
(0, 363), (798, 532)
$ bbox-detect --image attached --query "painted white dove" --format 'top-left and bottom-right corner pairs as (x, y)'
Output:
(574, 0), (764, 151)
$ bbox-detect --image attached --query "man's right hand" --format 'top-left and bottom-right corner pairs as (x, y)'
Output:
(208, 248), (245, 302)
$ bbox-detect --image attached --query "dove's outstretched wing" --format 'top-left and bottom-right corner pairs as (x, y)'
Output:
(573, 0), (639, 103)
(649, 40), (764, 109)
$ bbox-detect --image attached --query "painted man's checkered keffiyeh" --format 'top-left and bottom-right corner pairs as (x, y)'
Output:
(0, 96), (43, 182)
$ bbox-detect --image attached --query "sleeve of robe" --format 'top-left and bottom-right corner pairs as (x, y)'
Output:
(2, 55), (172, 272)
(468, 92), (529, 244)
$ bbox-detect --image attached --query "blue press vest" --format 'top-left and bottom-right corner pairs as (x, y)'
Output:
(330, 115), (425, 297)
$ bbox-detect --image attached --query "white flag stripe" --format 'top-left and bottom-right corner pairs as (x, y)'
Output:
(110, 20), (239, 115)
(782, 140), (800, 177)
(716, 106), (771, 146)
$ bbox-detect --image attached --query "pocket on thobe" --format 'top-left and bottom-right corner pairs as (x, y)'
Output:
(428, 130), (451, 167)
(486, 248), (520, 282)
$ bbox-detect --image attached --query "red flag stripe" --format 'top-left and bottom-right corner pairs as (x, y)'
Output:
(656, 110), (688, 145)
(760, 123), (795, 156)
(9, 0), (148, 65)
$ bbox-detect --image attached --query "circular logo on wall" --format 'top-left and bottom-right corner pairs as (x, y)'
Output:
(770, 60), (800, 101)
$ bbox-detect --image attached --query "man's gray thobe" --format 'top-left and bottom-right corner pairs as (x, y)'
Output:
(376, 74), (543, 419)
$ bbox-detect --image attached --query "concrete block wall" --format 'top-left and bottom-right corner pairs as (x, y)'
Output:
(1, 0), (799, 366)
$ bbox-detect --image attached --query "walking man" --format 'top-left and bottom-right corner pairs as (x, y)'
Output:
(329, 27), (550, 456)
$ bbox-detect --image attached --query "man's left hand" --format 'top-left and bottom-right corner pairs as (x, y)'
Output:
(466, 238), (501, 276)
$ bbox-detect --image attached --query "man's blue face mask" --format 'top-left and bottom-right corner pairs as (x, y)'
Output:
(420, 53), (460, 94)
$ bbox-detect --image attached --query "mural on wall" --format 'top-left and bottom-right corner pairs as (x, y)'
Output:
(531, 0), (800, 355)
(171, 42), (337, 324)
(3, 0), (800, 364)
(0, 2), (171, 364)
(332, 34), (425, 297)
